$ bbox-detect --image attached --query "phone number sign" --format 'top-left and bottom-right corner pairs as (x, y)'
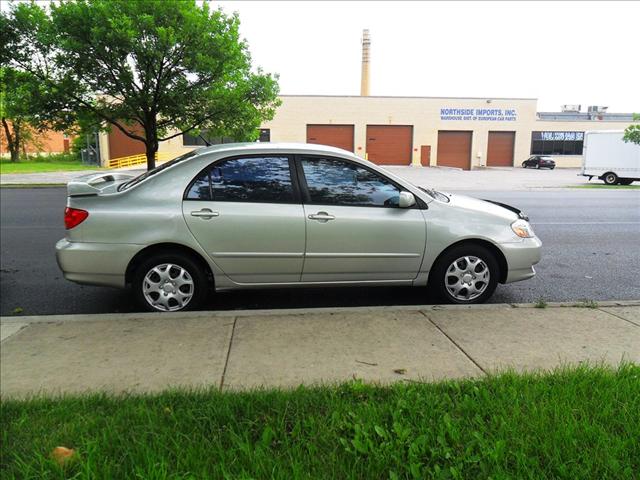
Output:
(440, 108), (518, 122)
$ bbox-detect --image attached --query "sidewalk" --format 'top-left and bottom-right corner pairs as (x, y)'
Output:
(0, 169), (105, 185)
(2, 302), (638, 398)
(0, 165), (146, 185)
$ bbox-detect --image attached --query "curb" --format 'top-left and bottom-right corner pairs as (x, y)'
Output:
(2, 300), (639, 325)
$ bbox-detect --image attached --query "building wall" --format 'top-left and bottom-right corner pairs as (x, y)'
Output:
(157, 134), (195, 160)
(106, 95), (635, 169)
(1, 127), (71, 156)
(528, 120), (628, 167)
(107, 125), (146, 159)
(261, 95), (633, 168)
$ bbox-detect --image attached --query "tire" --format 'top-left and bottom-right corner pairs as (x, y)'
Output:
(522, 162), (527, 168)
(619, 179), (633, 185)
(429, 244), (500, 304)
(603, 172), (618, 185)
(132, 252), (209, 312)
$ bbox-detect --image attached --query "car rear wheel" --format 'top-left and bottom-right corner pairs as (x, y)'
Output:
(603, 172), (618, 185)
(133, 253), (208, 312)
(430, 244), (499, 304)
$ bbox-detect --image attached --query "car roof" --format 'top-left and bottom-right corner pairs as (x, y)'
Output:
(192, 142), (356, 158)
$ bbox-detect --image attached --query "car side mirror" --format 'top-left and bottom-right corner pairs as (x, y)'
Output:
(398, 191), (416, 208)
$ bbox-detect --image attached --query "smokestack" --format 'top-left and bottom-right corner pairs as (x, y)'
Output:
(360, 29), (370, 96)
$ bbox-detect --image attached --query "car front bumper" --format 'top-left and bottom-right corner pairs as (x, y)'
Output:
(500, 237), (542, 283)
(56, 239), (140, 288)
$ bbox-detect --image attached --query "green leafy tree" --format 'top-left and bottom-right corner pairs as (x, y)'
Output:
(2, 0), (280, 170)
(0, 67), (67, 162)
(623, 113), (640, 146)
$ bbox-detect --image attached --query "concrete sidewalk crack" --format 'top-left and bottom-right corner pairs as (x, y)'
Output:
(219, 316), (238, 391)
(420, 311), (487, 376)
(597, 308), (640, 328)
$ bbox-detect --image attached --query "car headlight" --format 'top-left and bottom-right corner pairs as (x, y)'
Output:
(511, 219), (535, 238)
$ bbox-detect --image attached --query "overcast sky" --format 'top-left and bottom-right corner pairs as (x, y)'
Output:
(216, 1), (640, 112)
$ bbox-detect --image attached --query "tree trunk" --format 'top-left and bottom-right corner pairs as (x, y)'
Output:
(144, 118), (159, 171)
(2, 117), (21, 162)
(145, 143), (157, 171)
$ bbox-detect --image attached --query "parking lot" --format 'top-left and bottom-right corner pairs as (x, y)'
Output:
(387, 166), (594, 190)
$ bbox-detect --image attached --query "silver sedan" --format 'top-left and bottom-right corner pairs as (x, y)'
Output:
(56, 143), (541, 312)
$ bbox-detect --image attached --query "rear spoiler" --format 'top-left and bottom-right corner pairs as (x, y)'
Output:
(67, 172), (135, 197)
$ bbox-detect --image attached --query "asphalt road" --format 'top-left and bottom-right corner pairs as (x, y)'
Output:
(1, 187), (639, 316)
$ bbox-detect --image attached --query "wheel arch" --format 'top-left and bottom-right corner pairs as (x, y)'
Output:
(428, 239), (509, 284)
(125, 242), (214, 287)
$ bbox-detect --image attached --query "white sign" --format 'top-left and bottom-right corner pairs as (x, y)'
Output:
(440, 108), (518, 122)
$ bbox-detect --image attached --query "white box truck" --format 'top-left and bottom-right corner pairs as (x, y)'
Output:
(581, 130), (640, 185)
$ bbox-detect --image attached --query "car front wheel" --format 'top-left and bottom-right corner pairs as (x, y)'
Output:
(133, 253), (208, 312)
(430, 244), (499, 304)
(522, 162), (527, 168)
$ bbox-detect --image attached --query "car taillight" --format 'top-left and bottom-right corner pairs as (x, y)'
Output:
(64, 207), (89, 229)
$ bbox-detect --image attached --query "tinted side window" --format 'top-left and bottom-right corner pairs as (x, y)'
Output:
(185, 169), (212, 200)
(186, 156), (294, 203)
(301, 157), (401, 207)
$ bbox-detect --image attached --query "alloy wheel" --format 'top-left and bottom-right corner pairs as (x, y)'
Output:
(142, 263), (194, 311)
(444, 256), (490, 301)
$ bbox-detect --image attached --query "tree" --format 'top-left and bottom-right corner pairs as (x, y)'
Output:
(623, 113), (640, 146)
(2, 0), (280, 170)
(0, 67), (64, 162)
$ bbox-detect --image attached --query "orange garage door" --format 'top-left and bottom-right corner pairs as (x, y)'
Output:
(487, 131), (515, 167)
(307, 124), (354, 152)
(437, 131), (472, 170)
(366, 125), (413, 165)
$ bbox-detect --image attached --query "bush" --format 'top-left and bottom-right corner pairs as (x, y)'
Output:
(20, 152), (81, 163)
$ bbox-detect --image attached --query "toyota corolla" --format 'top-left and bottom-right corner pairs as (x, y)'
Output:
(56, 143), (541, 312)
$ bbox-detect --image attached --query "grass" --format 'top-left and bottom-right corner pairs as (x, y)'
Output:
(569, 184), (640, 189)
(2, 364), (639, 479)
(573, 299), (599, 309)
(0, 154), (101, 174)
(534, 298), (548, 309)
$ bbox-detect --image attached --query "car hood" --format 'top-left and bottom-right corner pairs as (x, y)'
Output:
(442, 193), (524, 222)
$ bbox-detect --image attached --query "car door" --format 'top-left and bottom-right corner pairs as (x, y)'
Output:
(182, 155), (305, 284)
(298, 155), (427, 282)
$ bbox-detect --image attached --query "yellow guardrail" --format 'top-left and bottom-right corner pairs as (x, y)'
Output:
(108, 152), (173, 169)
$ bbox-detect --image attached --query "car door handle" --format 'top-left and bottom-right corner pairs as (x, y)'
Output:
(308, 212), (335, 222)
(191, 208), (219, 219)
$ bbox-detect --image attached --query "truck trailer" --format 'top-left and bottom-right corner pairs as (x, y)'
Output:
(581, 130), (640, 185)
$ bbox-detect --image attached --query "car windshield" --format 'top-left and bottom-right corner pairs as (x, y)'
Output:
(118, 150), (199, 191)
